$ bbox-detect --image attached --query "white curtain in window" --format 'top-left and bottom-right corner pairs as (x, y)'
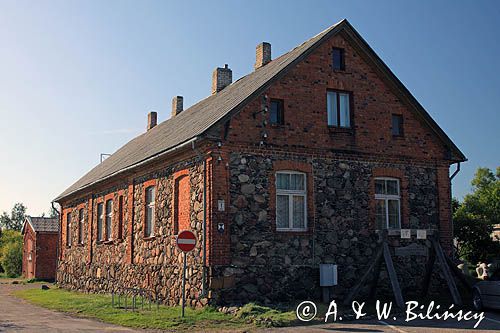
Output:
(339, 93), (350, 127)
(327, 91), (337, 126)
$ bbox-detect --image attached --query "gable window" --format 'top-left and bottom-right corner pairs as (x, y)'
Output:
(66, 212), (71, 247)
(97, 203), (104, 242)
(117, 196), (124, 240)
(270, 99), (284, 125)
(276, 171), (307, 231)
(327, 91), (351, 128)
(375, 178), (401, 229)
(105, 199), (113, 241)
(392, 114), (404, 137)
(78, 209), (84, 245)
(332, 47), (345, 70)
(145, 186), (155, 237)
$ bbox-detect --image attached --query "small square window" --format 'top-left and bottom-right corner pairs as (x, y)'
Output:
(270, 99), (284, 125)
(392, 114), (404, 137)
(332, 48), (345, 70)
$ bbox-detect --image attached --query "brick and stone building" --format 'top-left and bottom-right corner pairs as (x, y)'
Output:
(54, 19), (466, 305)
(22, 216), (59, 280)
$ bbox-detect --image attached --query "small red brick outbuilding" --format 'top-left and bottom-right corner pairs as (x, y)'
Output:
(22, 216), (59, 280)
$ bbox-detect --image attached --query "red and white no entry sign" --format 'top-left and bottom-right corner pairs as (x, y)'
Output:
(176, 230), (196, 252)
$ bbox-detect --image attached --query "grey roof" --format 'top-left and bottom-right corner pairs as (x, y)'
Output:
(23, 216), (59, 233)
(55, 19), (466, 201)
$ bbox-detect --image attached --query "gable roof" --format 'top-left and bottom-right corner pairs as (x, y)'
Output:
(22, 216), (59, 234)
(55, 19), (466, 202)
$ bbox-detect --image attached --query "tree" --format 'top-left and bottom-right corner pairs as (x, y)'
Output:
(1, 241), (22, 277)
(0, 229), (22, 274)
(47, 205), (59, 218)
(0, 203), (27, 231)
(454, 166), (500, 263)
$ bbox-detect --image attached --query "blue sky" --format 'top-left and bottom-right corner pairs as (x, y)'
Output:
(0, 0), (498, 215)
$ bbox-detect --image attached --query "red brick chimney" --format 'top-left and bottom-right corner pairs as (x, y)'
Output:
(147, 111), (157, 131)
(212, 64), (232, 95)
(172, 96), (183, 117)
(255, 42), (271, 69)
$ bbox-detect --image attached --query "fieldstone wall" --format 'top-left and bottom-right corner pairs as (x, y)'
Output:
(211, 152), (445, 304)
(57, 159), (209, 307)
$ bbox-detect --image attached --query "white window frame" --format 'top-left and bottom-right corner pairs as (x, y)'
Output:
(327, 90), (351, 128)
(97, 203), (104, 242)
(275, 171), (307, 231)
(374, 177), (401, 229)
(105, 199), (113, 241)
(66, 212), (71, 247)
(145, 186), (155, 237)
(78, 209), (84, 245)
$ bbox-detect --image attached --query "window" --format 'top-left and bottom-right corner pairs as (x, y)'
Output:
(145, 186), (155, 237)
(66, 212), (71, 247)
(392, 114), (404, 137)
(276, 171), (307, 231)
(270, 99), (284, 125)
(105, 199), (113, 241)
(327, 91), (351, 128)
(78, 209), (84, 245)
(375, 178), (401, 229)
(97, 203), (104, 242)
(117, 196), (123, 240)
(332, 47), (345, 70)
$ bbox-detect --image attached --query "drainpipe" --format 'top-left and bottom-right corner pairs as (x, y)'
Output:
(450, 162), (461, 181)
(51, 201), (61, 282)
(449, 162), (461, 259)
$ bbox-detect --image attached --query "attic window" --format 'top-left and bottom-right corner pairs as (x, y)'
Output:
(392, 114), (404, 137)
(332, 47), (345, 70)
(270, 99), (284, 125)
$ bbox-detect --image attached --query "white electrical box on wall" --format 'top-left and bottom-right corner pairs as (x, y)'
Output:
(320, 264), (338, 287)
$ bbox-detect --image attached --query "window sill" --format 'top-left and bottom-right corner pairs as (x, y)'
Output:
(270, 124), (285, 129)
(276, 228), (309, 234)
(392, 135), (404, 139)
(96, 240), (113, 245)
(77, 243), (85, 247)
(328, 126), (353, 134)
(143, 236), (156, 241)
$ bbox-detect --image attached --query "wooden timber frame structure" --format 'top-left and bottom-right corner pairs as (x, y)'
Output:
(344, 229), (470, 309)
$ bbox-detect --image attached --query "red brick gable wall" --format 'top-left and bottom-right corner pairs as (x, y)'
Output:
(22, 223), (58, 280)
(22, 224), (36, 279)
(227, 33), (448, 161)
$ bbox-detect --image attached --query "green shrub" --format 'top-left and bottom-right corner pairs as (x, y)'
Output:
(1, 241), (22, 277)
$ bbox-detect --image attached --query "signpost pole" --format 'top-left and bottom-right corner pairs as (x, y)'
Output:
(176, 230), (196, 319)
(182, 251), (187, 318)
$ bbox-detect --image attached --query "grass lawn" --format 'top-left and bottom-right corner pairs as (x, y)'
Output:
(14, 287), (300, 331)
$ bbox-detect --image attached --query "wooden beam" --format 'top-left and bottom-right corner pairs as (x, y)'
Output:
(343, 246), (383, 305)
(420, 246), (436, 298)
(383, 242), (405, 309)
(368, 250), (384, 299)
(432, 238), (462, 306)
